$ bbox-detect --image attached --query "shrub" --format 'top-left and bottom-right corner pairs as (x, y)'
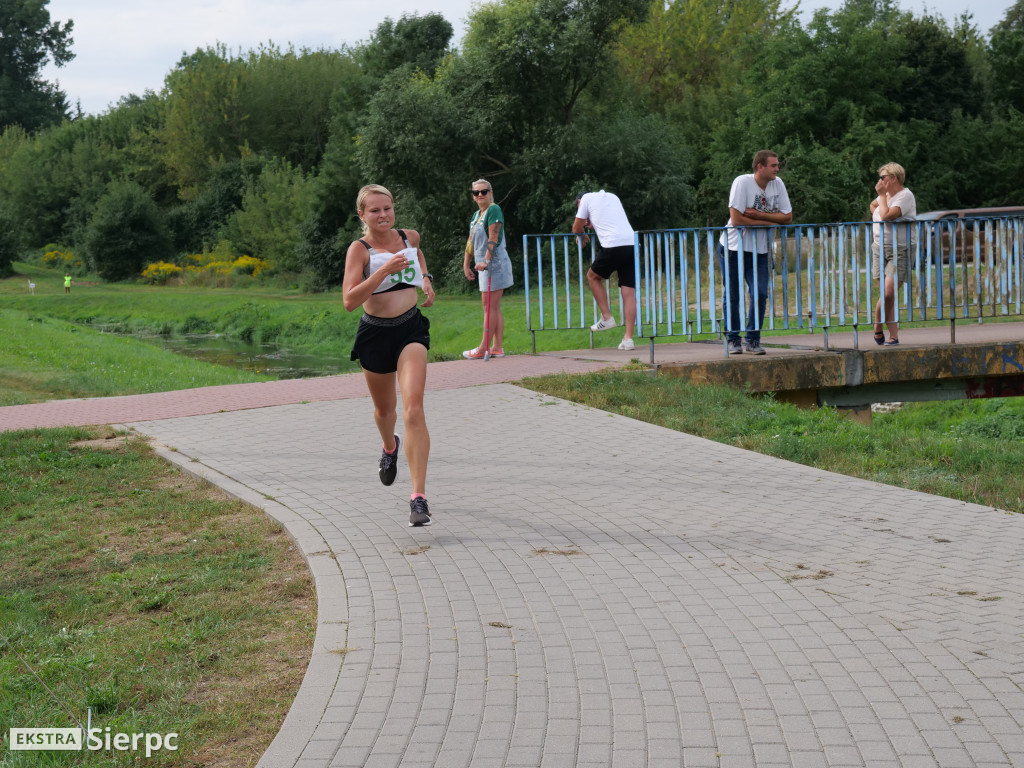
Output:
(0, 210), (18, 277)
(180, 243), (268, 286)
(141, 261), (184, 285)
(82, 181), (174, 282)
(231, 255), (267, 276)
(39, 245), (87, 274)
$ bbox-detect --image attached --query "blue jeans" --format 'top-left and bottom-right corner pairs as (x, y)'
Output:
(717, 245), (770, 343)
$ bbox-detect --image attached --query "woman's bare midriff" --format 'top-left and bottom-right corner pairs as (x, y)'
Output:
(362, 286), (418, 319)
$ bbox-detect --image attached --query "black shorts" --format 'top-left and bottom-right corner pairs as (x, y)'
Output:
(350, 307), (430, 374)
(590, 244), (636, 289)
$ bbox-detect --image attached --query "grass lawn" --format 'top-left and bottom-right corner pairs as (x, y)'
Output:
(0, 426), (314, 766)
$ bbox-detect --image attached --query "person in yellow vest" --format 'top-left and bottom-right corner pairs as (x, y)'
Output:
(64, 273), (72, 293)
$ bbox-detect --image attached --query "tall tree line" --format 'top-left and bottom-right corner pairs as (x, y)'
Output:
(0, 0), (1021, 286)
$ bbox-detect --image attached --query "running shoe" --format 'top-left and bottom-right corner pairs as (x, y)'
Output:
(727, 340), (743, 355)
(743, 340), (766, 356)
(462, 347), (487, 359)
(409, 497), (432, 527)
(618, 338), (635, 351)
(488, 348), (505, 357)
(378, 435), (400, 486)
(590, 316), (617, 332)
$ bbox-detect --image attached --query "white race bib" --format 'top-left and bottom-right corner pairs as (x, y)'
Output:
(369, 247), (423, 294)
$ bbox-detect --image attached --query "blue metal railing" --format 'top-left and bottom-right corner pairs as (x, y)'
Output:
(523, 215), (1024, 358)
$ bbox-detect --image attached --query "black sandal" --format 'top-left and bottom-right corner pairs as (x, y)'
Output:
(873, 331), (885, 345)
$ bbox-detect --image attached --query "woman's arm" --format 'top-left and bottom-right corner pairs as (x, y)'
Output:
(479, 220), (502, 270)
(342, 241), (410, 312)
(876, 204), (904, 221)
(405, 230), (435, 308)
(874, 192), (904, 221)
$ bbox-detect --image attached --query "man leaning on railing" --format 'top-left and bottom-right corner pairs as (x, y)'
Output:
(716, 150), (794, 356)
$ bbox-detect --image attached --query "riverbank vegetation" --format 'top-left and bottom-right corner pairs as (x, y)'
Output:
(1, 263), (608, 404)
(2, 0), (1023, 290)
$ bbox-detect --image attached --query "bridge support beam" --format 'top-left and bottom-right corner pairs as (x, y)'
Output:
(656, 340), (1024, 421)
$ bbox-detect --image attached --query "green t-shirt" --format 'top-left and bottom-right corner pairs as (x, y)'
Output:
(470, 204), (506, 263)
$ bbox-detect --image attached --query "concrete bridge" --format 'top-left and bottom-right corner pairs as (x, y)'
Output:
(540, 321), (1024, 423)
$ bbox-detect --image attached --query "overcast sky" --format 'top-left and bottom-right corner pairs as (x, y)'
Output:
(42, 0), (1012, 117)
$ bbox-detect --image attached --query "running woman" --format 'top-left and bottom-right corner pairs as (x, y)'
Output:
(343, 184), (436, 527)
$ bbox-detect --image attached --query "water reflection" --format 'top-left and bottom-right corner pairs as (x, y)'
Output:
(129, 333), (359, 379)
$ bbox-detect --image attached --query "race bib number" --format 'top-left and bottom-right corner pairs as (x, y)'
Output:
(370, 247), (423, 294)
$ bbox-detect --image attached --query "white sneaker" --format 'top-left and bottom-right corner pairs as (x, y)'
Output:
(590, 315), (617, 332)
(618, 338), (635, 351)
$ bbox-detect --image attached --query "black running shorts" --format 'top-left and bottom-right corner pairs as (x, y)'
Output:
(590, 244), (636, 289)
(350, 307), (430, 374)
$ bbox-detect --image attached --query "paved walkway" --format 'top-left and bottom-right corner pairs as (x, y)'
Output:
(5, 345), (1024, 767)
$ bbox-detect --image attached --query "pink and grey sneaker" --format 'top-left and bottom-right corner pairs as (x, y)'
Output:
(409, 497), (432, 527)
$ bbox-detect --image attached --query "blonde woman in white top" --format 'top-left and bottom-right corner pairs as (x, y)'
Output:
(870, 163), (916, 346)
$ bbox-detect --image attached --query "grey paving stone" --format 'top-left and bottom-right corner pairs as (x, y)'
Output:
(124, 383), (1024, 768)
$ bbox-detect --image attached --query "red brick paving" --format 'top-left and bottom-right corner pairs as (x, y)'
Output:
(0, 355), (621, 432)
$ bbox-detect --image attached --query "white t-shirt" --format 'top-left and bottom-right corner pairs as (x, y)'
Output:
(872, 188), (916, 248)
(719, 174), (793, 254)
(576, 191), (635, 248)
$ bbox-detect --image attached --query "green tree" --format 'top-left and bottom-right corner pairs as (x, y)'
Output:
(699, 0), (994, 223)
(461, 0), (649, 134)
(159, 45), (248, 197)
(0, 115), (137, 249)
(240, 45), (360, 171)
(219, 159), (315, 272)
(0, 206), (17, 275)
(614, 0), (790, 115)
(893, 13), (984, 124)
(0, 0), (74, 131)
(357, 13), (453, 79)
(989, 0), (1024, 112)
(297, 68), (369, 290)
(83, 181), (173, 281)
(165, 157), (264, 254)
(353, 0), (661, 285)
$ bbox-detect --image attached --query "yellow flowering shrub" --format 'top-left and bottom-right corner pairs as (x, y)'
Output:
(141, 261), (183, 284)
(41, 247), (85, 272)
(180, 249), (267, 285)
(231, 255), (267, 276)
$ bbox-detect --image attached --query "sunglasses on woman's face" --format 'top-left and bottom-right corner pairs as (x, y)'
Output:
(879, 175), (890, 180)
(471, 189), (490, 197)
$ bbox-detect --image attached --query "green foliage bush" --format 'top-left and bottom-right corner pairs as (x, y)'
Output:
(0, 208), (17, 276)
(82, 181), (173, 282)
(219, 159), (314, 273)
(38, 243), (86, 275)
